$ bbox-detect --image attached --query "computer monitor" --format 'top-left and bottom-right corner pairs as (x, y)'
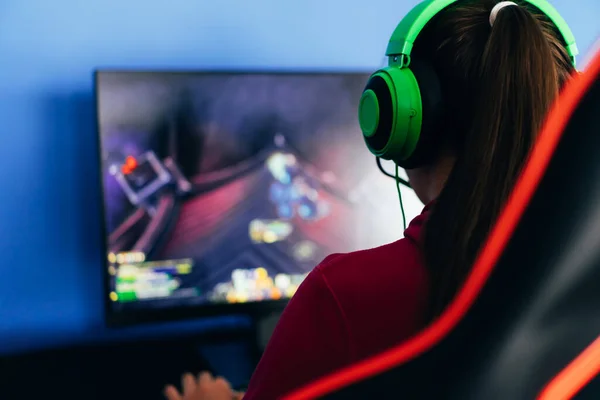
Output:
(96, 70), (418, 326)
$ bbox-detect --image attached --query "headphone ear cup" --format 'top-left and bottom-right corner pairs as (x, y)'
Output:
(399, 60), (444, 169)
(358, 67), (423, 164)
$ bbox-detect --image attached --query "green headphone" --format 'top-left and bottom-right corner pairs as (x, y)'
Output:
(358, 0), (578, 169)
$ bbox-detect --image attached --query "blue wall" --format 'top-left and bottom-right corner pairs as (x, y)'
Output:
(0, 0), (597, 356)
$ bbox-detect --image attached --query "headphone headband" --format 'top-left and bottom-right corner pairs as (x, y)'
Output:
(386, 0), (578, 65)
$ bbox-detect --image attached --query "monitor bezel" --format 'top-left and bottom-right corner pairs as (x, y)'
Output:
(94, 68), (372, 327)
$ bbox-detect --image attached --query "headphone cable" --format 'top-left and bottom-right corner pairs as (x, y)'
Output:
(395, 162), (407, 231)
(376, 157), (411, 188)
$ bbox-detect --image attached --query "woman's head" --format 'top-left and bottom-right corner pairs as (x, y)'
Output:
(408, 0), (575, 319)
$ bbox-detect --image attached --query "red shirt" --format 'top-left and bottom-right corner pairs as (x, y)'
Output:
(243, 205), (431, 399)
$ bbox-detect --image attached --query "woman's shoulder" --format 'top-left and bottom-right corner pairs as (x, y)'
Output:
(317, 201), (431, 281)
(313, 237), (430, 359)
(316, 237), (427, 292)
(317, 202), (431, 276)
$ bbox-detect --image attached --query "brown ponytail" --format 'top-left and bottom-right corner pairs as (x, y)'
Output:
(413, 1), (575, 319)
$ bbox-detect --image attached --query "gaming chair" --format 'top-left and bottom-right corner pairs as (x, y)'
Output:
(283, 48), (600, 400)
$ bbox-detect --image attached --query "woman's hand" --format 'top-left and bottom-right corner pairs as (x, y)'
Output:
(164, 372), (244, 400)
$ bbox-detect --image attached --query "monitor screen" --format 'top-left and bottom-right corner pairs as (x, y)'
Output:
(96, 71), (415, 325)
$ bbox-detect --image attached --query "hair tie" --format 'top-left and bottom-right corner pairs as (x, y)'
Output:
(490, 1), (518, 27)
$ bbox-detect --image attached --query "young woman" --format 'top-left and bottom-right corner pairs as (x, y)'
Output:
(164, 1), (575, 399)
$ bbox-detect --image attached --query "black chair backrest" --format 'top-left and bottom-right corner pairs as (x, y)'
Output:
(285, 48), (600, 400)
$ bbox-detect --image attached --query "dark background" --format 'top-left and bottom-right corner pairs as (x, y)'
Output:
(0, 329), (259, 400)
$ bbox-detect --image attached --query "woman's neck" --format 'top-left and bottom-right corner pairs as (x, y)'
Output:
(425, 155), (455, 203)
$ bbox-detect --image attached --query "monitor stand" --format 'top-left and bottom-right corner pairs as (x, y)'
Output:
(195, 311), (283, 392)
(253, 311), (282, 353)
(198, 311), (283, 393)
